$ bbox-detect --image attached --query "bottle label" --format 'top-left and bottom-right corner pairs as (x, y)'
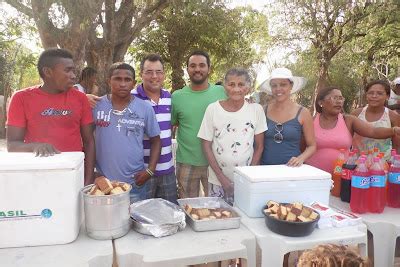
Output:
(351, 175), (370, 189)
(388, 173), (400, 184)
(341, 169), (352, 180)
(333, 165), (342, 174)
(370, 175), (386, 187)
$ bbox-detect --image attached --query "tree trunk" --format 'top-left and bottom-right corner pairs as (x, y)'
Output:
(311, 61), (329, 115)
(5, 0), (169, 96)
(170, 58), (186, 93)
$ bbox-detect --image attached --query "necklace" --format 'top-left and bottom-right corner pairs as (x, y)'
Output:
(108, 94), (133, 115)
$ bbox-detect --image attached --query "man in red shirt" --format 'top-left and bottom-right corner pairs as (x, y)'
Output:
(7, 48), (95, 184)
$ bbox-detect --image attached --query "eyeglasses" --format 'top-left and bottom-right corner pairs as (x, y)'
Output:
(142, 70), (164, 76)
(325, 96), (345, 102)
(274, 123), (284, 143)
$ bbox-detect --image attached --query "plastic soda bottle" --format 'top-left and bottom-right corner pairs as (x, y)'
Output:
(341, 151), (357, 203)
(377, 152), (389, 174)
(350, 157), (369, 213)
(356, 152), (366, 165)
(332, 149), (346, 197)
(373, 147), (379, 158)
(368, 157), (386, 213)
(366, 150), (373, 168)
(387, 154), (400, 207)
(388, 149), (396, 167)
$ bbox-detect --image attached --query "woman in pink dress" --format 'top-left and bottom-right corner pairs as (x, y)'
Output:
(306, 86), (400, 173)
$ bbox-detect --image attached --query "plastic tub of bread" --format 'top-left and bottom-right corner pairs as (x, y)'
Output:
(263, 201), (320, 237)
(130, 198), (186, 237)
(177, 197), (240, 232)
(81, 176), (132, 240)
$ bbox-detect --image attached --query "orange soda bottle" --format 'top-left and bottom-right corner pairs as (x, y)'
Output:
(332, 148), (346, 197)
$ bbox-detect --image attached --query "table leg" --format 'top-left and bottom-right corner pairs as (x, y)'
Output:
(358, 242), (367, 258)
(259, 240), (285, 267)
(242, 237), (256, 267)
(368, 222), (397, 267)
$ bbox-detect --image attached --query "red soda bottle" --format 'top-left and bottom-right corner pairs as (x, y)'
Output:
(388, 155), (400, 207)
(377, 152), (389, 174)
(373, 147), (379, 158)
(341, 151), (357, 203)
(356, 152), (366, 165)
(332, 149), (346, 197)
(388, 149), (396, 167)
(366, 149), (373, 168)
(368, 157), (386, 213)
(350, 157), (369, 214)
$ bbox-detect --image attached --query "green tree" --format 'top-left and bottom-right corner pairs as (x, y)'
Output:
(270, 0), (389, 113)
(130, 1), (270, 91)
(5, 0), (170, 93)
(0, 7), (38, 137)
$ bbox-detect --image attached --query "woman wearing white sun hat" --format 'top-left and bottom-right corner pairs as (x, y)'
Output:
(258, 67), (316, 166)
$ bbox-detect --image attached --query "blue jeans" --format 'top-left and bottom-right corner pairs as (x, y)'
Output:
(129, 180), (150, 204)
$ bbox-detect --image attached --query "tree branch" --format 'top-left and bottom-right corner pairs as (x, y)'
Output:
(4, 0), (33, 18)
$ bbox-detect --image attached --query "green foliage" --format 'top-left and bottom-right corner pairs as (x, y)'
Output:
(271, 0), (399, 112)
(0, 5), (39, 94)
(129, 0), (270, 90)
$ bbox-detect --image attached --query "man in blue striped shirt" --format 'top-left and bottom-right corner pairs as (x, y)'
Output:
(131, 54), (177, 203)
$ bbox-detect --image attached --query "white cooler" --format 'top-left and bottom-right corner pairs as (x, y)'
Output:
(234, 164), (332, 217)
(0, 152), (84, 248)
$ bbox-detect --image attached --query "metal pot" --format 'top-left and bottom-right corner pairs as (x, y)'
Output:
(81, 184), (131, 240)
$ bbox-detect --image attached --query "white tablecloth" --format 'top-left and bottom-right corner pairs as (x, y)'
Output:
(235, 207), (368, 267)
(114, 224), (256, 267)
(0, 226), (113, 267)
(330, 196), (400, 267)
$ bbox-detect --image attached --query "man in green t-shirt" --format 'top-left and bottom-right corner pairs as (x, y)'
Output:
(171, 50), (226, 198)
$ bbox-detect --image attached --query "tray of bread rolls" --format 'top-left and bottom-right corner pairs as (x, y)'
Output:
(177, 197), (240, 231)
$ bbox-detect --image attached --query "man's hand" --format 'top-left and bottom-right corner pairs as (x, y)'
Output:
(134, 170), (151, 186)
(32, 143), (60, 157)
(86, 94), (101, 108)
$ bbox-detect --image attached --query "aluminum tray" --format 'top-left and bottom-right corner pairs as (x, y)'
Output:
(177, 197), (240, 232)
(131, 217), (152, 235)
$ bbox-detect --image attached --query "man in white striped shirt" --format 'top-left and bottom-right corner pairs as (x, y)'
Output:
(131, 54), (177, 203)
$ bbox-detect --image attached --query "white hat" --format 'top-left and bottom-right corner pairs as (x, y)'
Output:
(258, 67), (307, 95)
(393, 77), (400, 85)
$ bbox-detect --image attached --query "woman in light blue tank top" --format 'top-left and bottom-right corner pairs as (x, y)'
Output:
(258, 68), (316, 166)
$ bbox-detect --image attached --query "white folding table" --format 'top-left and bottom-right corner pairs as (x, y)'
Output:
(114, 224), (256, 267)
(0, 226), (113, 267)
(330, 196), (400, 267)
(235, 207), (368, 267)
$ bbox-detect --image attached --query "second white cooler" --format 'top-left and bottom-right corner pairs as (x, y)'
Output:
(234, 164), (332, 217)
